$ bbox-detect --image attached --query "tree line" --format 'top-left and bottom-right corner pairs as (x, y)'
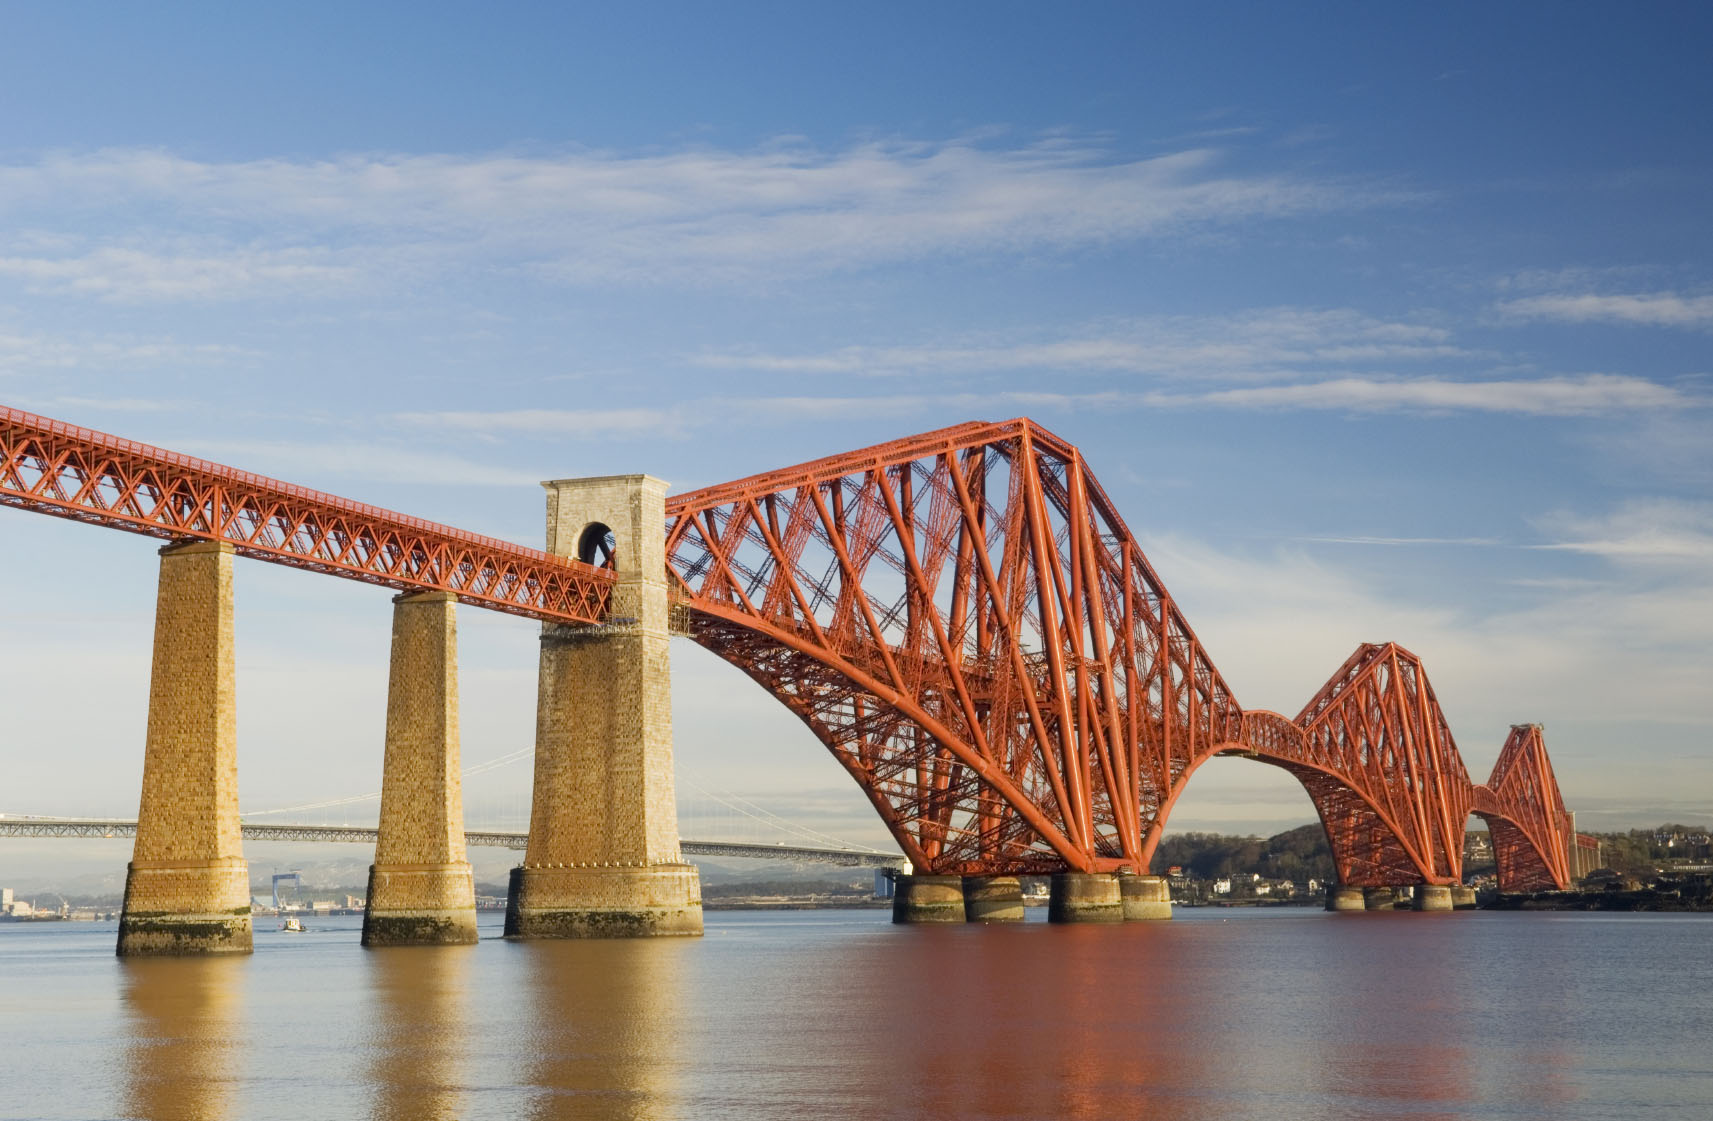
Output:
(1153, 824), (1335, 884)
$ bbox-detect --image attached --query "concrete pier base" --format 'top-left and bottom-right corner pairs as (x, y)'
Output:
(118, 541), (251, 956)
(364, 864), (478, 946)
(1451, 885), (1478, 910)
(892, 875), (966, 923)
(1118, 874), (1172, 920)
(364, 591), (477, 947)
(1413, 884), (1455, 912)
(117, 860), (252, 956)
(962, 876), (1025, 922)
(506, 864), (704, 938)
(1048, 872), (1124, 923)
(1326, 885), (1367, 911)
(1322, 884), (1363, 911)
(1363, 887), (1399, 911)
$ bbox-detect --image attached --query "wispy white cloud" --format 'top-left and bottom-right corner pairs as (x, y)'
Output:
(739, 394), (943, 422)
(694, 308), (1466, 379)
(0, 140), (1404, 299)
(385, 373), (1694, 446)
(392, 396), (961, 440)
(29, 396), (185, 414)
(1141, 374), (1689, 416)
(174, 438), (542, 488)
(1532, 499), (1713, 564)
(1588, 413), (1713, 487)
(392, 407), (682, 439)
(0, 245), (359, 303)
(1295, 535), (1505, 547)
(1142, 521), (1713, 776)
(0, 328), (238, 372)
(1497, 290), (1713, 329)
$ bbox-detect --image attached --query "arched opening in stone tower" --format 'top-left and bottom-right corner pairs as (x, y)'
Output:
(577, 522), (616, 569)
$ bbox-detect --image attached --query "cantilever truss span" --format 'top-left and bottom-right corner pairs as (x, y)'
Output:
(2, 404), (1581, 890)
(666, 418), (1582, 889)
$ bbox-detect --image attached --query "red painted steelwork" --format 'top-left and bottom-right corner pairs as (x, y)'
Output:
(1, 404), (1578, 890)
(666, 418), (1578, 889)
(1472, 725), (1575, 891)
(0, 405), (611, 623)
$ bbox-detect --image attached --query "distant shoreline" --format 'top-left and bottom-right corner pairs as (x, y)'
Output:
(702, 898), (890, 911)
(1491, 888), (1713, 912)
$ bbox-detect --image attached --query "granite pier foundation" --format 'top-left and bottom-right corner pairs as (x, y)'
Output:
(962, 876), (1025, 922)
(892, 875), (965, 922)
(1363, 887), (1400, 911)
(1326, 885), (1367, 911)
(1048, 872), (1124, 923)
(1118, 874), (1172, 920)
(1413, 884), (1455, 912)
(363, 591), (477, 947)
(507, 476), (702, 939)
(118, 541), (251, 956)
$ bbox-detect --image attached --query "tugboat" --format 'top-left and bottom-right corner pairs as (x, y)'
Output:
(280, 916), (305, 933)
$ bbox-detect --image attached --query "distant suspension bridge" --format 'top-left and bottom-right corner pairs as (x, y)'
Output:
(0, 815), (904, 869)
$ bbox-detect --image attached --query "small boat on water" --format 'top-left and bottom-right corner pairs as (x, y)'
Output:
(280, 917), (305, 933)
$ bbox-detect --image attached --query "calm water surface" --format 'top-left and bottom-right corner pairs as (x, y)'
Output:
(1, 908), (1709, 1120)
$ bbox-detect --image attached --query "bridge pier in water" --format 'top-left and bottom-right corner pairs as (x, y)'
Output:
(1118, 873), (1172, 920)
(507, 476), (703, 939)
(1326, 885), (1367, 911)
(1048, 872), (1124, 923)
(118, 541), (251, 956)
(362, 591), (477, 947)
(1413, 884), (1455, 911)
(892, 875), (965, 922)
(1363, 887), (1400, 911)
(962, 875), (1024, 922)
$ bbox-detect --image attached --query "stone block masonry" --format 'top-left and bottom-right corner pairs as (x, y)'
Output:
(363, 591), (477, 947)
(507, 475), (703, 939)
(118, 540), (252, 956)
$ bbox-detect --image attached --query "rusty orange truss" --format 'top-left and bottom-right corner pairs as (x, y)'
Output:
(1473, 724), (1575, 892)
(0, 405), (611, 623)
(3, 404), (1582, 890)
(666, 417), (1581, 889)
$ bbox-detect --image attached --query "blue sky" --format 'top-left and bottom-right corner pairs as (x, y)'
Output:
(2, 4), (1710, 878)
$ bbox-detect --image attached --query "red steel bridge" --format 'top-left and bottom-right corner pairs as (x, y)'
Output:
(2, 406), (1587, 892)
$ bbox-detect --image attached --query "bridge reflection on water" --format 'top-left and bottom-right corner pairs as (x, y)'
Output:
(51, 908), (1698, 1120)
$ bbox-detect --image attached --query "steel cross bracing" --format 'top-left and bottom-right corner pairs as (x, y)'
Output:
(1472, 725), (1575, 892)
(1, 404), (1580, 891)
(665, 418), (1581, 890)
(0, 406), (612, 623)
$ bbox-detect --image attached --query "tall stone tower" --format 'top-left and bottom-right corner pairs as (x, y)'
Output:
(118, 540), (252, 955)
(505, 475), (703, 937)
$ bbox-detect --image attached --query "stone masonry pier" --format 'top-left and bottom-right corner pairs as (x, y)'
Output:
(363, 591), (478, 947)
(506, 475), (703, 938)
(117, 541), (252, 956)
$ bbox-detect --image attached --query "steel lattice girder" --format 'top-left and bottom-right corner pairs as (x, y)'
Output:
(1, 404), (1581, 888)
(1472, 725), (1575, 891)
(0, 405), (612, 623)
(666, 417), (1579, 887)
